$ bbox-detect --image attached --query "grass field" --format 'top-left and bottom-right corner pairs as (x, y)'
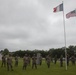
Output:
(0, 59), (76, 75)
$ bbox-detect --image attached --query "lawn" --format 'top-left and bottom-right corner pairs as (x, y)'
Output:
(0, 59), (76, 75)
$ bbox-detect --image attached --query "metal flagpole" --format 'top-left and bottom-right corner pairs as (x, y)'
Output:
(62, 1), (67, 70)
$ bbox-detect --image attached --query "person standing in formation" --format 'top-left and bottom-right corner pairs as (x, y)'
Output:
(71, 55), (75, 65)
(67, 54), (70, 66)
(14, 55), (18, 67)
(60, 55), (63, 67)
(54, 55), (57, 64)
(7, 54), (13, 71)
(23, 54), (28, 70)
(28, 55), (31, 65)
(46, 54), (51, 68)
(1, 55), (6, 67)
(32, 54), (37, 69)
(39, 55), (42, 65)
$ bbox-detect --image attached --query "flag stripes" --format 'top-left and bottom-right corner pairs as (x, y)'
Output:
(53, 3), (63, 12)
(66, 9), (76, 19)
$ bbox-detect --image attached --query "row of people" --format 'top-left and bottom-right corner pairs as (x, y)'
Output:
(1, 54), (76, 71)
(1, 54), (42, 71)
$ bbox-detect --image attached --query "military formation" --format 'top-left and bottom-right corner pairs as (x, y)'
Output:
(0, 54), (76, 71)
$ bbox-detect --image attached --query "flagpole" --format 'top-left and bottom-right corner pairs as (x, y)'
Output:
(62, 1), (67, 70)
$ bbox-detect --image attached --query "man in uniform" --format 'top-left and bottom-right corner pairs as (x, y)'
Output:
(28, 55), (31, 65)
(54, 55), (57, 64)
(32, 54), (37, 69)
(71, 55), (75, 65)
(60, 55), (63, 67)
(7, 54), (13, 71)
(39, 55), (42, 65)
(67, 54), (70, 66)
(1, 55), (6, 67)
(46, 54), (51, 68)
(14, 55), (18, 67)
(23, 54), (28, 70)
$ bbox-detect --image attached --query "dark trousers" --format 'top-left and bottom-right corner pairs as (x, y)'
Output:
(55, 60), (57, 64)
(23, 63), (27, 70)
(60, 61), (63, 67)
(47, 62), (50, 68)
(15, 61), (18, 67)
(7, 63), (13, 71)
(40, 61), (42, 65)
(1, 61), (6, 67)
(67, 61), (69, 66)
(32, 63), (37, 69)
(72, 61), (75, 65)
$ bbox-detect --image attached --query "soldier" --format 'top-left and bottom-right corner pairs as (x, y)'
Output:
(1, 55), (6, 67)
(23, 54), (28, 70)
(46, 54), (51, 68)
(7, 54), (13, 71)
(54, 55), (57, 64)
(51, 57), (53, 63)
(14, 55), (18, 67)
(67, 54), (69, 66)
(71, 55), (75, 65)
(39, 55), (42, 65)
(28, 55), (31, 65)
(60, 55), (63, 67)
(32, 54), (37, 69)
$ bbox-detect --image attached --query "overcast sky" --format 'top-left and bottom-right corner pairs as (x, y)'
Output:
(0, 0), (76, 51)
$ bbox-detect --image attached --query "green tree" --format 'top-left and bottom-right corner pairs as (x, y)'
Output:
(3, 48), (9, 55)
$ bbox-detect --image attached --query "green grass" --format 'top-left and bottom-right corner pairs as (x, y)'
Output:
(0, 59), (76, 75)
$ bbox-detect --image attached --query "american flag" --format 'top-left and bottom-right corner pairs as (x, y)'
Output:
(66, 9), (76, 19)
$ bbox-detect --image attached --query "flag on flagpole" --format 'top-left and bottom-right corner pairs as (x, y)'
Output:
(66, 9), (76, 19)
(53, 3), (63, 12)
(53, 2), (68, 70)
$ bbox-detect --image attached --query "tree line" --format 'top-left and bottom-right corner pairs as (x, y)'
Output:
(0, 45), (76, 58)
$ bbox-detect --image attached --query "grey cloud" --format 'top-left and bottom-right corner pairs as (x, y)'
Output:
(0, 0), (76, 51)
